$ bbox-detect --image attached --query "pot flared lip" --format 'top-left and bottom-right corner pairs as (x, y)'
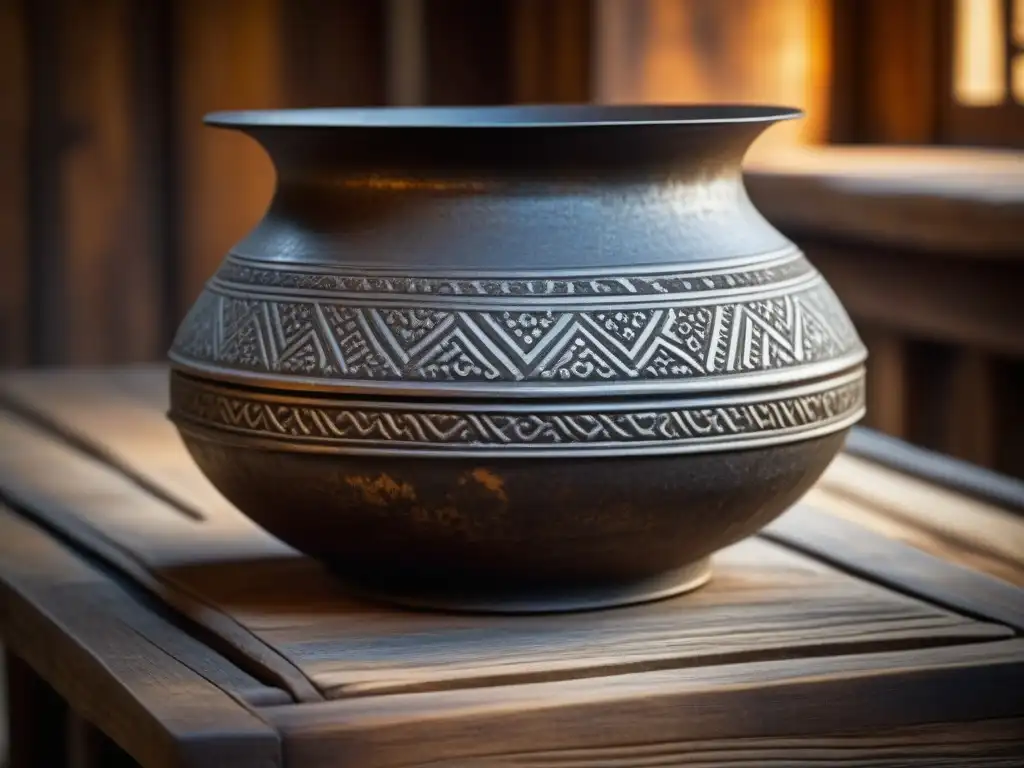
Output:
(203, 104), (804, 130)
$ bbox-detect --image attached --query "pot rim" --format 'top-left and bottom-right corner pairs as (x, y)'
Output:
(204, 104), (803, 130)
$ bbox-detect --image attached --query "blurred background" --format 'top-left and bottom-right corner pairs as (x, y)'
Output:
(1, 0), (1023, 477)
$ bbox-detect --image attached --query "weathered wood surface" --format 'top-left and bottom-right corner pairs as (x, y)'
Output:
(2, 397), (1009, 702)
(0, 506), (282, 768)
(265, 641), (1024, 768)
(746, 146), (1024, 257)
(2, 366), (1024, 766)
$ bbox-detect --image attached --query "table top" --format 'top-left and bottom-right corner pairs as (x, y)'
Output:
(1, 366), (1023, 768)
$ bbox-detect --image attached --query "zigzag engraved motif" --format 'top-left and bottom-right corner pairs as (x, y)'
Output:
(214, 250), (814, 298)
(171, 279), (861, 385)
(170, 373), (865, 450)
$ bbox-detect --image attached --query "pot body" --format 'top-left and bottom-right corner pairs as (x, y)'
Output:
(168, 106), (866, 612)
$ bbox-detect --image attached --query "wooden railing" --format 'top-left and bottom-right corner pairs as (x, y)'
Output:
(747, 146), (1024, 478)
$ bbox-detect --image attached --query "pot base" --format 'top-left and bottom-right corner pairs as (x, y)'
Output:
(335, 558), (713, 615)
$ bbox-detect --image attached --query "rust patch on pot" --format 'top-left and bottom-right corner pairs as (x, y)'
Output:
(470, 468), (508, 504)
(344, 474), (417, 507)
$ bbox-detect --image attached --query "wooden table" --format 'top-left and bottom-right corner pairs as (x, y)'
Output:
(1, 366), (1023, 768)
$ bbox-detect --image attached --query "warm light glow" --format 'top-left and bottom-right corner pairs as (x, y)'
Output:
(954, 0), (1007, 105)
(1013, 53), (1024, 103)
(595, 0), (832, 154)
(1015, 0), (1024, 44)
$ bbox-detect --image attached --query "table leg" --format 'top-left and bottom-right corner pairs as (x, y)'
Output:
(67, 712), (137, 768)
(5, 650), (67, 768)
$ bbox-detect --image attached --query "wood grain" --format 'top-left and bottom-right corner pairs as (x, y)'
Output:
(5, 651), (67, 768)
(173, 0), (283, 315)
(746, 146), (1024, 257)
(798, 242), (1024, 359)
(510, 0), (592, 103)
(0, 0), (29, 366)
(0, 367), (1019, 707)
(844, 426), (1024, 514)
(264, 640), (1024, 768)
(765, 506), (1024, 632)
(20, 0), (164, 366)
(859, 327), (908, 438)
(0, 407), (321, 704)
(829, 0), (940, 143)
(0, 507), (281, 768)
(594, 0), (832, 153)
(280, 0), (387, 109)
(818, 452), (1024, 573)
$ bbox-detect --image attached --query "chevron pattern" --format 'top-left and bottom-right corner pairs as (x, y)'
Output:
(172, 279), (860, 386)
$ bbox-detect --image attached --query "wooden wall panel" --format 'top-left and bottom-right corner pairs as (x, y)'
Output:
(594, 0), (832, 155)
(511, 0), (592, 103)
(172, 0), (284, 316)
(830, 0), (941, 143)
(280, 0), (387, 108)
(0, 0), (28, 366)
(59, 0), (162, 364)
(21, 0), (164, 366)
(423, 0), (514, 105)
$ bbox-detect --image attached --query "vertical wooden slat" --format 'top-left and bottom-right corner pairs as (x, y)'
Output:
(386, 0), (426, 105)
(593, 0), (832, 153)
(67, 713), (138, 768)
(946, 349), (997, 467)
(863, 0), (940, 143)
(861, 327), (909, 439)
(280, 0), (387, 108)
(994, 358), (1024, 479)
(132, 0), (178, 356)
(0, 0), (29, 367)
(173, 0), (284, 314)
(6, 651), (68, 768)
(510, 0), (593, 103)
(25, 0), (64, 364)
(60, 0), (162, 364)
(22, 0), (164, 365)
(423, 0), (514, 105)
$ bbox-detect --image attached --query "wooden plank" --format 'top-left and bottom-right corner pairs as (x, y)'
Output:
(385, 0), (426, 105)
(945, 348), (998, 466)
(280, 0), (387, 108)
(24, 0), (163, 365)
(0, 369), (1017, 704)
(845, 426), (1024, 514)
(5, 651), (68, 768)
(0, 508), (281, 768)
(594, 0), (832, 155)
(67, 712), (139, 768)
(746, 146), (1024, 257)
(859, 328), (908, 438)
(510, 0), (592, 103)
(0, 504), (289, 708)
(818, 451), (1024, 572)
(765, 505), (1024, 631)
(801, 242), (1024, 358)
(0, 408), (322, 704)
(422, 0), (513, 104)
(264, 641), (1024, 768)
(0, 0), (29, 365)
(804, 485), (1024, 587)
(173, 0), (283, 315)
(831, 0), (940, 143)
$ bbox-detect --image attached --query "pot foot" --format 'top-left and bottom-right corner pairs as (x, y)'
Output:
(337, 558), (713, 615)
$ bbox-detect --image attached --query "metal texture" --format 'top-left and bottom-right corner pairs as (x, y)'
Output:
(168, 105), (866, 612)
